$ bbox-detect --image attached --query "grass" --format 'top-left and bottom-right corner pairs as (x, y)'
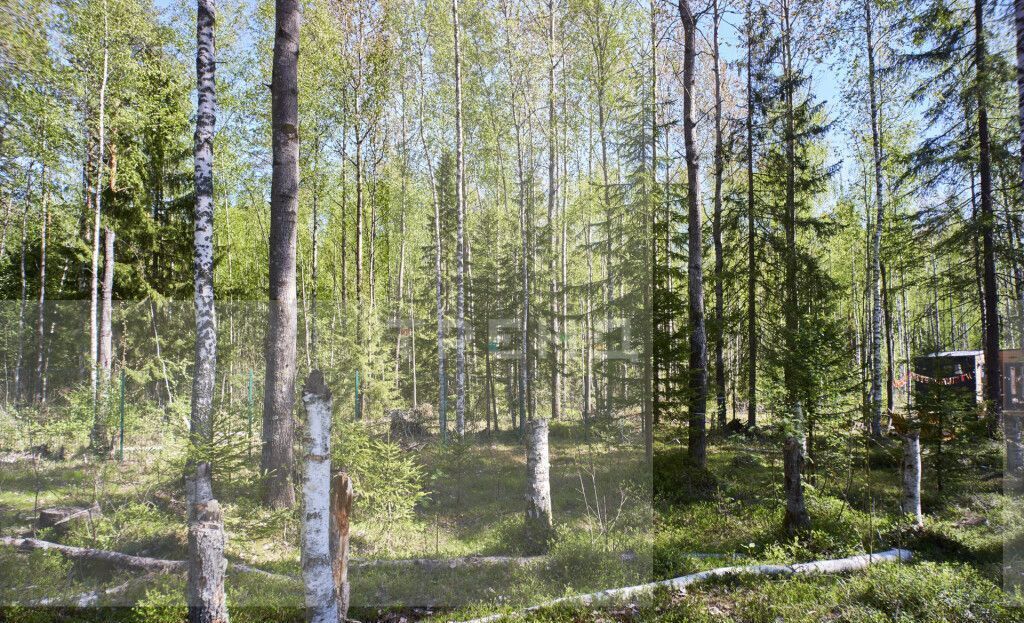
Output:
(1, 412), (1023, 621)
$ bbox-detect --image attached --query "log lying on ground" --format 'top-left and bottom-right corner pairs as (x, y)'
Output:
(23, 576), (142, 608)
(352, 555), (543, 570)
(1, 536), (186, 573)
(0, 536), (294, 581)
(3, 534), (553, 576)
(451, 549), (913, 623)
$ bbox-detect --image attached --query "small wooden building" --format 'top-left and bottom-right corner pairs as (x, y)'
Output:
(913, 349), (1024, 410)
(1004, 349), (1024, 411)
(913, 350), (985, 405)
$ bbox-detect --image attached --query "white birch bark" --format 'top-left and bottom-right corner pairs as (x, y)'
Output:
(525, 418), (553, 553)
(454, 549), (912, 623)
(865, 0), (885, 438)
(187, 0), (226, 619)
(99, 228), (114, 381)
(901, 430), (923, 527)
(187, 500), (228, 623)
(90, 0), (109, 407)
(302, 371), (337, 623)
(452, 0), (467, 437)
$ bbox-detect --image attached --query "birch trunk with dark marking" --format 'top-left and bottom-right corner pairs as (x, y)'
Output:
(679, 0), (706, 467)
(901, 430), (923, 526)
(188, 2), (226, 618)
(974, 0), (1001, 433)
(864, 0), (884, 438)
(262, 0), (301, 509)
(525, 418), (553, 553)
(187, 500), (227, 623)
(452, 0), (466, 437)
(330, 471), (353, 621)
(301, 371), (336, 623)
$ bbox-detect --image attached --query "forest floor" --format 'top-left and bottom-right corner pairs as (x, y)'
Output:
(1, 417), (1023, 622)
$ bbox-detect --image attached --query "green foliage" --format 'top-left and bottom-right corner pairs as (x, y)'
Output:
(334, 420), (426, 524)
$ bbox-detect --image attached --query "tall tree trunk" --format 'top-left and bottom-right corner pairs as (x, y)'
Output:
(746, 5), (757, 430)
(417, 48), (447, 440)
(882, 264), (895, 417)
(394, 214), (406, 388)
(711, 0), (726, 430)
(99, 229), (114, 380)
(453, 0), (467, 437)
(547, 0), (561, 424)
(262, 0), (301, 509)
(301, 371), (337, 623)
(865, 0), (884, 438)
(780, 0), (810, 536)
(584, 221), (595, 427)
(409, 279), (418, 409)
(90, 226), (114, 450)
(187, 1), (227, 616)
(310, 154), (320, 366)
(15, 191), (28, 405)
(90, 0), (109, 408)
(0, 192), (11, 261)
(642, 0), (656, 460)
(679, 0), (706, 467)
(35, 166), (48, 404)
(1011, 0), (1024, 477)
(974, 0), (1001, 432)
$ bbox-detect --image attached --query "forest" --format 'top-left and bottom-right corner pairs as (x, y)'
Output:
(1, 0), (1024, 620)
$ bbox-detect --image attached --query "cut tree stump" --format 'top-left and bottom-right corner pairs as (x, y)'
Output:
(37, 504), (101, 532)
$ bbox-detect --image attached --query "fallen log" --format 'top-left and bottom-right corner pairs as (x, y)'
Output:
(352, 555), (542, 570)
(2, 535), (551, 578)
(0, 536), (295, 582)
(1, 536), (185, 573)
(23, 576), (141, 608)
(451, 549), (912, 623)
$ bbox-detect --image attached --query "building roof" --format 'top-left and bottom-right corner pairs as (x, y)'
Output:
(921, 350), (984, 358)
